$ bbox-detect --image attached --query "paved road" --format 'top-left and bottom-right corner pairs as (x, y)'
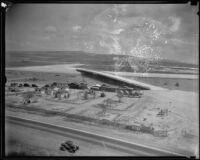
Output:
(5, 115), (186, 156)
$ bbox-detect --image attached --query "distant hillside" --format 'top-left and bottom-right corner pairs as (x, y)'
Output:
(6, 51), (198, 70)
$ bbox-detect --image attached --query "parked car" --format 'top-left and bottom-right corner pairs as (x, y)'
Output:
(51, 82), (57, 87)
(90, 85), (100, 91)
(32, 84), (38, 87)
(100, 84), (116, 92)
(44, 84), (50, 88)
(68, 83), (81, 89)
(23, 83), (30, 87)
(60, 141), (79, 153)
(99, 84), (107, 90)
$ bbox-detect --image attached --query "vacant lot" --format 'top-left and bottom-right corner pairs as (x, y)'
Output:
(6, 122), (127, 156)
(5, 80), (199, 156)
(5, 52), (199, 156)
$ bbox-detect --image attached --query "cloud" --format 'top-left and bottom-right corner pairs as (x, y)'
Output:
(64, 4), (197, 63)
(72, 25), (82, 32)
(110, 28), (124, 35)
(88, 4), (172, 58)
(6, 4), (197, 63)
(84, 41), (94, 51)
(169, 16), (181, 32)
(1, 2), (7, 8)
(170, 38), (196, 45)
(42, 36), (51, 41)
(27, 33), (53, 43)
(45, 26), (57, 33)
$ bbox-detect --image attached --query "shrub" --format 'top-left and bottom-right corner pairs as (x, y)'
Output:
(100, 92), (106, 97)
(175, 82), (179, 87)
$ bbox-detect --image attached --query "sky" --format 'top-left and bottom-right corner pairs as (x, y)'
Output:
(5, 3), (199, 64)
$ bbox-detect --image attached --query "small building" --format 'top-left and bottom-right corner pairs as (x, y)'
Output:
(60, 89), (70, 99)
(140, 124), (154, 133)
(131, 124), (141, 131)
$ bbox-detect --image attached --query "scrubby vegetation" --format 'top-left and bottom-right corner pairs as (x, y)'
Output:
(6, 137), (50, 156)
(175, 82), (179, 87)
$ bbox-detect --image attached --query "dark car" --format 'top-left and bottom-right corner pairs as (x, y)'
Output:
(60, 141), (79, 153)
(44, 84), (50, 88)
(24, 83), (30, 87)
(51, 82), (57, 87)
(68, 83), (81, 89)
(32, 84), (38, 88)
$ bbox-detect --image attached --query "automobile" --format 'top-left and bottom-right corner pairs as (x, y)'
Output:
(99, 84), (108, 90)
(32, 84), (38, 87)
(59, 141), (79, 153)
(100, 84), (116, 92)
(44, 84), (50, 88)
(121, 86), (130, 89)
(101, 84), (107, 87)
(90, 85), (100, 91)
(51, 82), (57, 87)
(68, 83), (81, 89)
(24, 83), (30, 87)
